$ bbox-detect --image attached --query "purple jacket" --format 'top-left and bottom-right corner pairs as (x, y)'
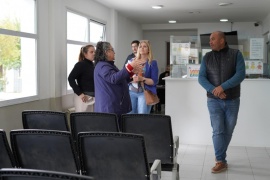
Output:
(94, 61), (132, 116)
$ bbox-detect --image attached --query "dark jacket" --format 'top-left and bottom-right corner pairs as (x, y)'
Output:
(68, 59), (95, 96)
(198, 45), (246, 99)
(94, 61), (132, 116)
(123, 53), (135, 67)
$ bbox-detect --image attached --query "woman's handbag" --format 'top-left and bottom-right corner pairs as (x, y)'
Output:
(140, 63), (159, 105)
(144, 89), (160, 105)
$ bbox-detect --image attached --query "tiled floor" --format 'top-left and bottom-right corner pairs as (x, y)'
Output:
(151, 106), (270, 180)
(161, 144), (270, 180)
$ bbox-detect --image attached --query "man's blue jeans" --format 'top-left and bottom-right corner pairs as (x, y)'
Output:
(207, 97), (240, 163)
(129, 91), (152, 114)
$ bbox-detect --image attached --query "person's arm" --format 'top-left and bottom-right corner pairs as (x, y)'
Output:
(141, 60), (159, 86)
(220, 51), (246, 90)
(198, 58), (216, 93)
(68, 63), (83, 96)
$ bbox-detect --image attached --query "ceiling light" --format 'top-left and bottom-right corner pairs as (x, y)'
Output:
(219, 2), (233, 6)
(152, 5), (163, 9)
(189, 11), (200, 14)
(220, 18), (229, 22)
(168, 20), (177, 23)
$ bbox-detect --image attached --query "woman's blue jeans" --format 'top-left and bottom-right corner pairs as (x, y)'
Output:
(129, 91), (152, 114)
(207, 97), (240, 163)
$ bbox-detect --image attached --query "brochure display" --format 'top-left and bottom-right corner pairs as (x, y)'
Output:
(170, 36), (199, 78)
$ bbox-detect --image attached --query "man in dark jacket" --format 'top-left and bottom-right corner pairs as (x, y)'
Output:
(198, 31), (245, 173)
(123, 40), (140, 66)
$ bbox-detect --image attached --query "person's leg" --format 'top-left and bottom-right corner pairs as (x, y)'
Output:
(128, 91), (138, 114)
(207, 98), (227, 163)
(137, 92), (151, 114)
(224, 98), (240, 152)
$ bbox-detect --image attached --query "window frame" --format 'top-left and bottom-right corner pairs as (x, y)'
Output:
(66, 9), (106, 93)
(0, 0), (38, 107)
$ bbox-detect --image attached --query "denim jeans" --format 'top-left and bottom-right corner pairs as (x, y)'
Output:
(129, 91), (152, 114)
(207, 97), (240, 163)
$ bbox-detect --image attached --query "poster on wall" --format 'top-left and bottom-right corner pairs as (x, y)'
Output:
(250, 38), (264, 59)
(245, 60), (263, 74)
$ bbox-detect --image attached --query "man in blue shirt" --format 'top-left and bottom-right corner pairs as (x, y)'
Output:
(198, 31), (245, 173)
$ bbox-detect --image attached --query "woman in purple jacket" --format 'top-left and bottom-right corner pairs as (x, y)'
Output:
(94, 41), (144, 121)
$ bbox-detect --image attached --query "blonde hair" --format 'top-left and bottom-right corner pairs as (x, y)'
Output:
(136, 40), (153, 64)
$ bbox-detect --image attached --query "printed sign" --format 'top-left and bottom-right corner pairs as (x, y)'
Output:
(245, 60), (263, 74)
(187, 64), (200, 78)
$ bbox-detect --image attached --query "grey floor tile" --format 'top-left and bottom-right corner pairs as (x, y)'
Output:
(180, 164), (203, 179)
(178, 144), (270, 180)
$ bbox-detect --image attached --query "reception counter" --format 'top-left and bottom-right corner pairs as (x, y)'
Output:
(165, 77), (270, 147)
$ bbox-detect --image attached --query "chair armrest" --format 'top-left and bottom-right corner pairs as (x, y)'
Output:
(173, 136), (179, 163)
(174, 136), (179, 152)
(150, 159), (161, 180)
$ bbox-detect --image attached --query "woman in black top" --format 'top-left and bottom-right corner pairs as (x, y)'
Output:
(68, 45), (95, 112)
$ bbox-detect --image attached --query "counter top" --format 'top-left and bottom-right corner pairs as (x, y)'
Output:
(163, 77), (270, 81)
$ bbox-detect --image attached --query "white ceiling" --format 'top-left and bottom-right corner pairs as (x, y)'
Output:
(94, 0), (270, 24)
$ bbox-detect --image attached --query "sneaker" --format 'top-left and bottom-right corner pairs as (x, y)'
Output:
(211, 162), (228, 173)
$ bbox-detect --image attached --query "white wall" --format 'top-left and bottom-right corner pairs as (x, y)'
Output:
(114, 13), (143, 67)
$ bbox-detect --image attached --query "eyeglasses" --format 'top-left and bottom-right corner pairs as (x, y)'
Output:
(107, 48), (114, 52)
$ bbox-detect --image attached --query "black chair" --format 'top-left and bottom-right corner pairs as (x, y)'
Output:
(0, 130), (15, 168)
(121, 114), (180, 180)
(22, 110), (69, 131)
(77, 132), (161, 180)
(70, 112), (119, 142)
(0, 168), (94, 180)
(10, 129), (79, 174)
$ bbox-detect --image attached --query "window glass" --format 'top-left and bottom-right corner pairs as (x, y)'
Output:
(66, 11), (106, 91)
(67, 12), (88, 42)
(0, 0), (37, 105)
(90, 21), (105, 43)
(0, 0), (36, 34)
(0, 35), (37, 101)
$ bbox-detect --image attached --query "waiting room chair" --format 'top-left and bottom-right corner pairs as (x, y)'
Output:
(70, 112), (119, 142)
(0, 168), (94, 180)
(77, 132), (161, 180)
(10, 129), (79, 174)
(0, 130), (15, 168)
(121, 114), (180, 180)
(22, 110), (69, 131)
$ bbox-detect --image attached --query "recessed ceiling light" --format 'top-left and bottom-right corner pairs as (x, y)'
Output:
(152, 5), (163, 9)
(168, 20), (177, 23)
(219, 2), (233, 6)
(220, 18), (229, 22)
(189, 11), (200, 14)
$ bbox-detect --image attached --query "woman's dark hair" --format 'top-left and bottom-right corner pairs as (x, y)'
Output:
(78, 44), (94, 62)
(94, 41), (111, 64)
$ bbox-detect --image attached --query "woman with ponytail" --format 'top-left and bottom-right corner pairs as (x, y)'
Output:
(68, 45), (95, 112)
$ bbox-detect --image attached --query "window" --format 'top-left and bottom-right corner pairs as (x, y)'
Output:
(0, 0), (37, 106)
(66, 11), (106, 90)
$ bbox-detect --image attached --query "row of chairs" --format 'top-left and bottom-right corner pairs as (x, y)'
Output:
(0, 168), (94, 180)
(1, 129), (160, 180)
(2, 110), (180, 179)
